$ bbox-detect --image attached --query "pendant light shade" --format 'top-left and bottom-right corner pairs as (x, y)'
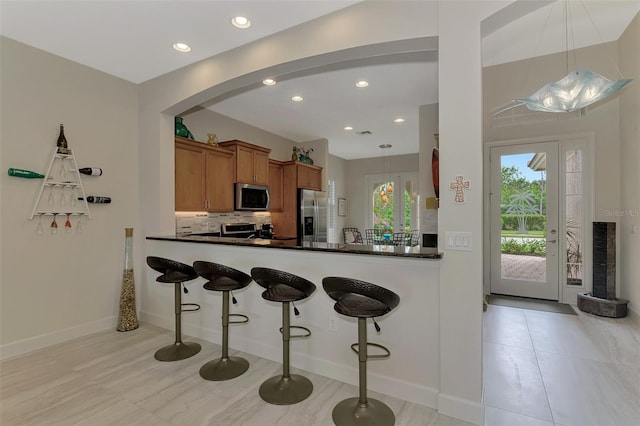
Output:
(515, 68), (632, 113)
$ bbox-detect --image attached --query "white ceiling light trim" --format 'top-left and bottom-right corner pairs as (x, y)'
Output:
(231, 16), (251, 29)
(344, 126), (353, 131)
(172, 42), (191, 53)
(262, 78), (277, 86)
(355, 80), (369, 88)
(394, 118), (405, 123)
(291, 95), (304, 102)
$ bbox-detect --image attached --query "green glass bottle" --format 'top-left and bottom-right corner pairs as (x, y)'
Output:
(8, 168), (45, 179)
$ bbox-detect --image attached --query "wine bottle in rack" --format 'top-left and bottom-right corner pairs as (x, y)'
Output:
(56, 124), (69, 154)
(8, 168), (45, 179)
(75, 168), (103, 176)
(79, 196), (111, 204)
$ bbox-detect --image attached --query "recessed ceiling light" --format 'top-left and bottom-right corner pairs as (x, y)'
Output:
(262, 78), (276, 86)
(355, 80), (369, 88)
(172, 42), (191, 53)
(394, 118), (405, 123)
(291, 95), (304, 102)
(231, 16), (251, 29)
(344, 126), (353, 131)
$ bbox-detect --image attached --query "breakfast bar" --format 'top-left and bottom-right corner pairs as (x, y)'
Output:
(143, 236), (442, 409)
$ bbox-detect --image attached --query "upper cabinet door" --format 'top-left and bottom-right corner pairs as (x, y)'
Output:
(254, 150), (270, 185)
(205, 149), (235, 212)
(235, 145), (256, 184)
(175, 140), (205, 211)
(218, 140), (271, 184)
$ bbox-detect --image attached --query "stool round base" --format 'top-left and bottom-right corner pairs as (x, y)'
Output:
(332, 397), (395, 426)
(154, 342), (201, 362)
(199, 356), (249, 381)
(259, 374), (313, 405)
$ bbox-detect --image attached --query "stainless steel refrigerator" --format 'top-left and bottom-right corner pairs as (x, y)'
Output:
(298, 189), (328, 244)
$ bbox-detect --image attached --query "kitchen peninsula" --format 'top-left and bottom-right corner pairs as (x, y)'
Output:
(144, 235), (442, 409)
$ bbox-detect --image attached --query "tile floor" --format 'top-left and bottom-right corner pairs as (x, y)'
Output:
(483, 304), (640, 426)
(2, 305), (637, 425)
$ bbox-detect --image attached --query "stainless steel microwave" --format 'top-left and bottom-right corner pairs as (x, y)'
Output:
(235, 183), (270, 211)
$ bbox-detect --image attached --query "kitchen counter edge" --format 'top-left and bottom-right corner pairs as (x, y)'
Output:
(146, 235), (442, 259)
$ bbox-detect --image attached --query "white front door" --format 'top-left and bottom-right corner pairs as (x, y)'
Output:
(490, 142), (559, 300)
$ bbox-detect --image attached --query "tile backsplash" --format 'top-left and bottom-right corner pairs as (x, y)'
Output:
(175, 211), (272, 235)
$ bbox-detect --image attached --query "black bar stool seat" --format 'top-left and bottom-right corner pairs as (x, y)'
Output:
(193, 261), (252, 381)
(146, 256), (201, 362)
(323, 277), (400, 426)
(251, 267), (316, 405)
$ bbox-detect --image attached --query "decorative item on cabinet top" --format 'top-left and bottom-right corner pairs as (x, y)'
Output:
(175, 116), (194, 140)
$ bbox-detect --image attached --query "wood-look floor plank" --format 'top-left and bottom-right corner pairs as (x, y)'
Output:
(1, 324), (472, 426)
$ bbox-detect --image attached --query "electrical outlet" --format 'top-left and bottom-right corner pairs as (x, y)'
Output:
(328, 317), (337, 332)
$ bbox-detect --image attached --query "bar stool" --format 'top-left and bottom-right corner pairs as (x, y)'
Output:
(146, 256), (201, 361)
(322, 277), (400, 426)
(193, 260), (252, 381)
(251, 267), (316, 405)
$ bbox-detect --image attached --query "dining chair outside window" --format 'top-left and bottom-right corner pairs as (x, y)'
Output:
(343, 228), (363, 245)
(392, 232), (409, 246)
(409, 230), (420, 246)
(365, 229), (387, 245)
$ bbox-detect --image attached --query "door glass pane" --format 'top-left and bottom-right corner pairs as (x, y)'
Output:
(373, 180), (395, 236)
(566, 150), (584, 286)
(500, 153), (547, 282)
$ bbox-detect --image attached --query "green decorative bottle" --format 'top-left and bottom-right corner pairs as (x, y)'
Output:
(175, 117), (194, 139)
(8, 168), (45, 179)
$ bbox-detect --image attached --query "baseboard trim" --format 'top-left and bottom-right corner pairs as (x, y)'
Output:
(438, 393), (484, 425)
(0, 316), (116, 361)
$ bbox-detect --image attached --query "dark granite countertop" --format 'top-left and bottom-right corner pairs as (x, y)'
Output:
(146, 234), (442, 259)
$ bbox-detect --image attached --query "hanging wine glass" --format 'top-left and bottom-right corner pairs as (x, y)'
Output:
(48, 187), (55, 207)
(60, 187), (67, 208)
(50, 214), (58, 234)
(36, 214), (44, 235)
(76, 215), (83, 234)
(65, 213), (72, 233)
(70, 187), (77, 206)
(58, 158), (66, 179)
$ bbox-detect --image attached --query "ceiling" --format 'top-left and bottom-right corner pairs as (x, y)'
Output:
(1, 1), (638, 160)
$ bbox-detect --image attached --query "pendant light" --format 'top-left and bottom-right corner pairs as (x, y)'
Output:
(492, 0), (632, 116)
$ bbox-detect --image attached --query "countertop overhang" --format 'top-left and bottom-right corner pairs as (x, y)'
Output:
(146, 234), (442, 259)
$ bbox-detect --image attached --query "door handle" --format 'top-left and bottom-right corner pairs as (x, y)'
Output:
(547, 239), (557, 243)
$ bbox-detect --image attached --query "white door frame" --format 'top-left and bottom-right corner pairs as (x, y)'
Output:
(483, 133), (595, 304)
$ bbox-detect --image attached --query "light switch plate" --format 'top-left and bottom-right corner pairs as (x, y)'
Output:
(445, 231), (472, 251)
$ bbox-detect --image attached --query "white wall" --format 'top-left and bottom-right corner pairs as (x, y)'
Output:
(0, 37), (139, 357)
(328, 154), (348, 243)
(618, 13), (640, 315)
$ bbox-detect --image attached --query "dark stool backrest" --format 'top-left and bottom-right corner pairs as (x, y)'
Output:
(251, 267), (316, 298)
(193, 261), (252, 288)
(146, 256), (198, 283)
(322, 277), (400, 313)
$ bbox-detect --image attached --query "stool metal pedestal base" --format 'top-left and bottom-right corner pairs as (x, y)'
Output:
(259, 374), (313, 405)
(154, 342), (201, 362)
(332, 397), (395, 426)
(199, 356), (249, 381)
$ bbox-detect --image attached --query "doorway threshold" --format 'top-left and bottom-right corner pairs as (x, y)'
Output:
(487, 294), (577, 315)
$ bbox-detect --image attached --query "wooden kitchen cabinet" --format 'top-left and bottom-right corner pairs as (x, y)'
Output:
(218, 140), (270, 185)
(268, 159), (284, 212)
(296, 162), (322, 190)
(175, 137), (235, 212)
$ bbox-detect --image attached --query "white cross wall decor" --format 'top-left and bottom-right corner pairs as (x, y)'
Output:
(449, 175), (470, 204)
